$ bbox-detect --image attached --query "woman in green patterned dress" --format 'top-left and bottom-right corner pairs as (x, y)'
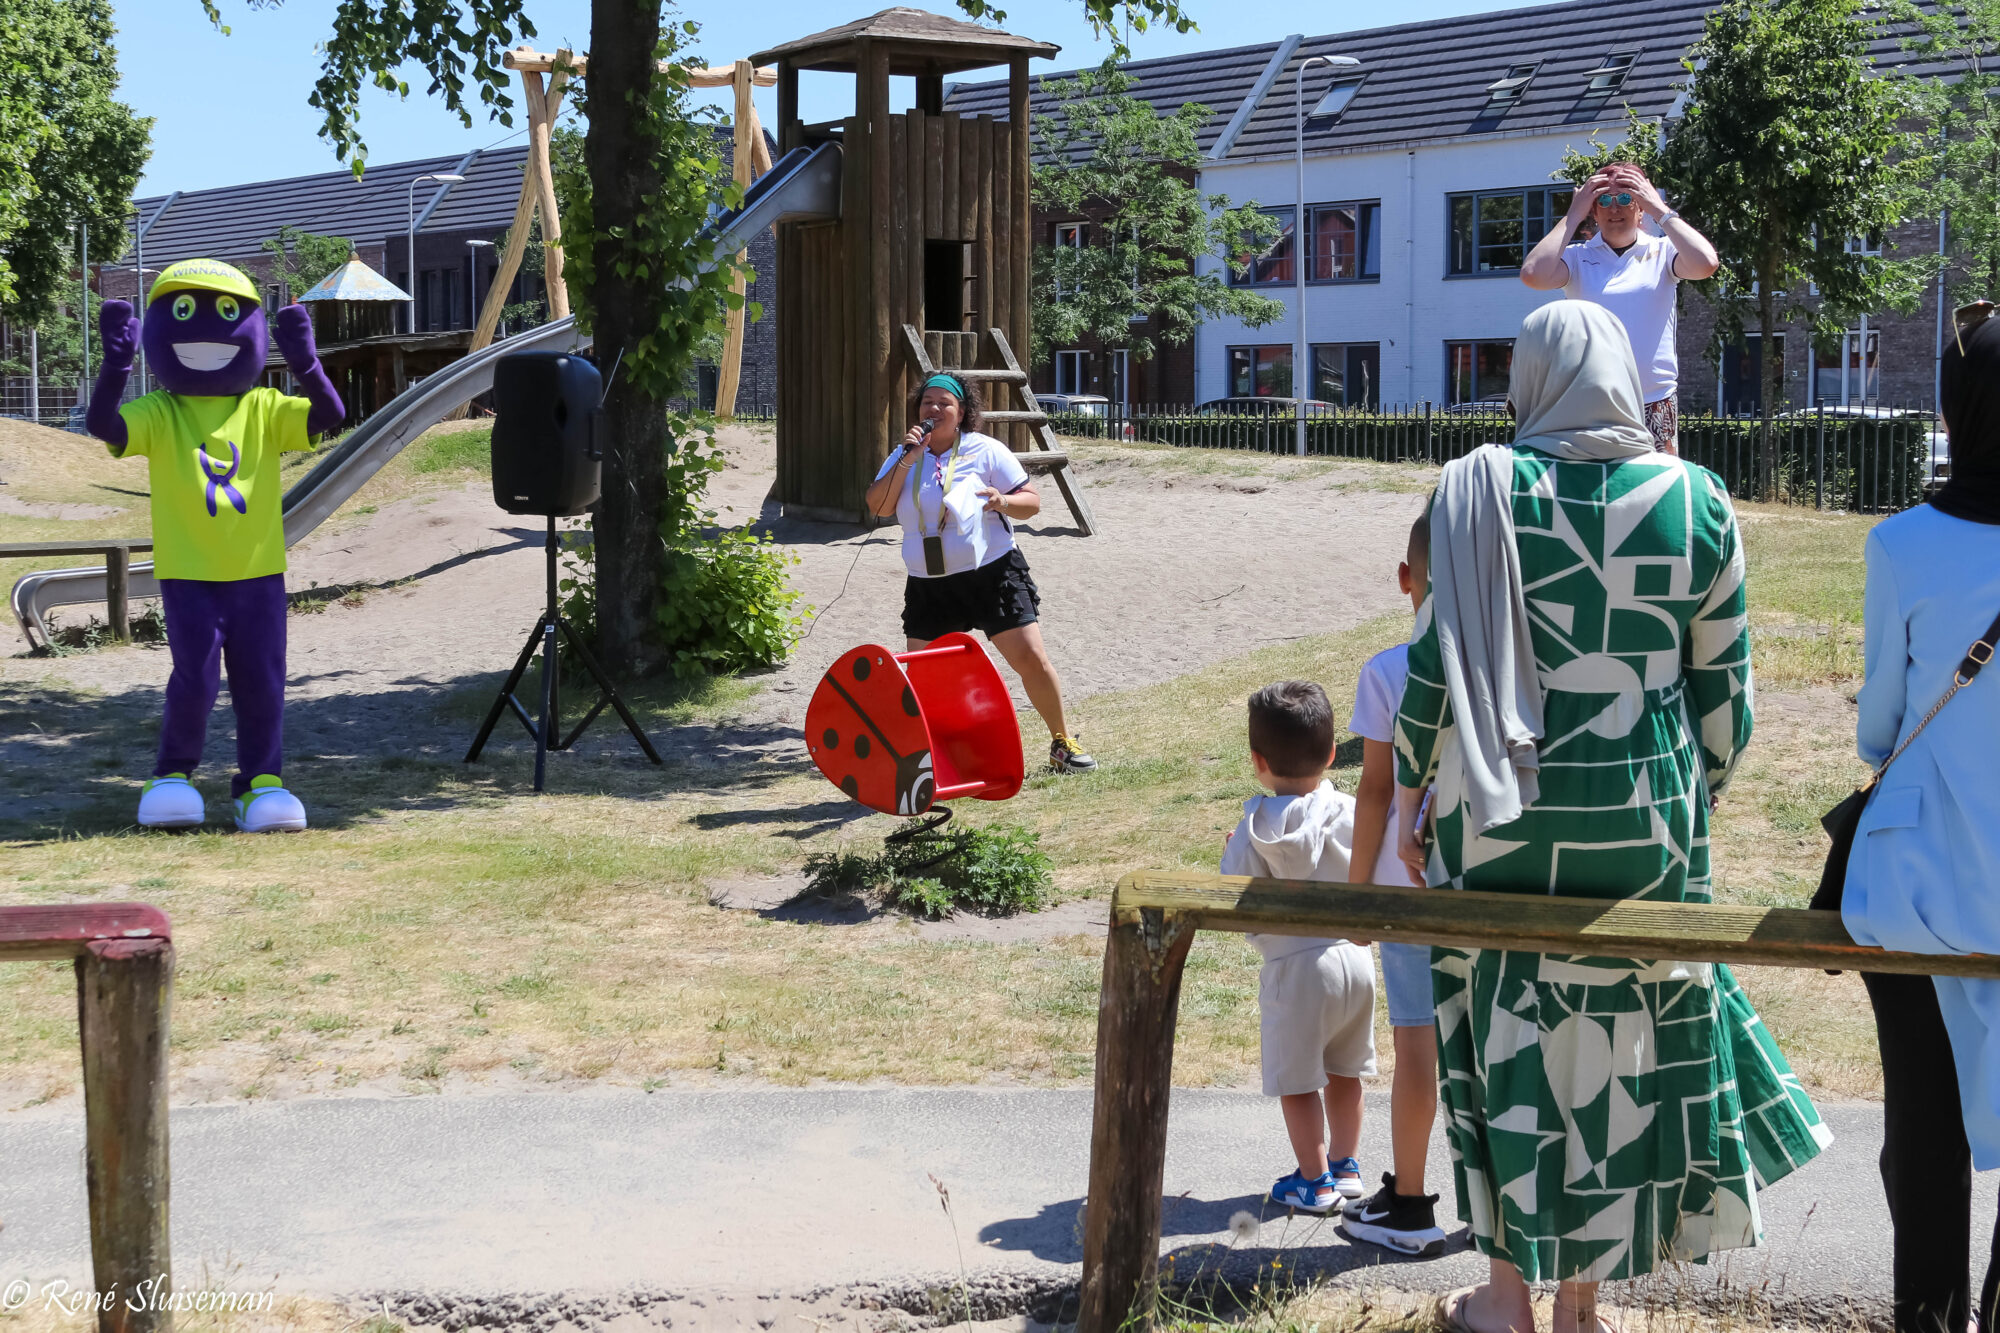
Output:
(1392, 301), (1831, 1333)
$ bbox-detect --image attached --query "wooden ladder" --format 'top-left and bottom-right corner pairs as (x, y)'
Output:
(901, 324), (1098, 537)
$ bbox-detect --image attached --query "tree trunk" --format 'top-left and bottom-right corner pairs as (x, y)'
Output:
(1758, 262), (1780, 503)
(587, 0), (668, 678)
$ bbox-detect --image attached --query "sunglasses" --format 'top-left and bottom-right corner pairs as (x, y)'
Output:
(1596, 192), (1634, 208)
(1955, 300), (1995, 354)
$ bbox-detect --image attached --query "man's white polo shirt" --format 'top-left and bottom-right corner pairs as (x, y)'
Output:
(1561, 230), (1682, 404)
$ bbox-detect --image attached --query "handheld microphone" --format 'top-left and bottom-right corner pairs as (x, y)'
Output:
(916, 417), (938, 439)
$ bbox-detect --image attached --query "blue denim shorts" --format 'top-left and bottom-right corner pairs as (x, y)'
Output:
(1378, 941), (1435, 1028)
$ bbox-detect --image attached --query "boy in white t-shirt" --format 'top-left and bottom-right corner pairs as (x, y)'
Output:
(1339, 513), (1447, 1258)
(1220, 680), (1376, 1215)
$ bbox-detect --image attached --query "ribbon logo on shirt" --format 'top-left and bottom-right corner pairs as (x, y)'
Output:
(197, 439), (247, 517)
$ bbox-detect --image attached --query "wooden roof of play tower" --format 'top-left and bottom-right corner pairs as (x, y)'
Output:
(749, 7), (1058, 75)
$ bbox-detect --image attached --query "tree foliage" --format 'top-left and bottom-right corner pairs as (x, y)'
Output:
(1894, 0), (2000, 305)
(1029, 59), (1282, 368)
(258, 225), (353, 302)
(1658, 0), (1929, 494)
(0, 0), (150, 323)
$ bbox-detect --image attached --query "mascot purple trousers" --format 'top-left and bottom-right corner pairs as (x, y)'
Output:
(86, 258), (343, 832)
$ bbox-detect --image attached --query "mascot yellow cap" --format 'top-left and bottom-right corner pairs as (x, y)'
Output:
(146, 259), (261, 307)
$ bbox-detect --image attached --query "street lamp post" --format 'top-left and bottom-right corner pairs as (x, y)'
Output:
(1294, 53), (1359, 457)
(407, 172), (466, 334)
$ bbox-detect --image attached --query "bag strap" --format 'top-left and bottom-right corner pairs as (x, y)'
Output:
(1867, 606), (2000, 790)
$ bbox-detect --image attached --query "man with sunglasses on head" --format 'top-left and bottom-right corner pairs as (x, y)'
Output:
(1521, 163), (1720, 455)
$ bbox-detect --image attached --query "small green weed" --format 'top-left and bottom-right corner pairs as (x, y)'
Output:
(800, 823), (1053, 920)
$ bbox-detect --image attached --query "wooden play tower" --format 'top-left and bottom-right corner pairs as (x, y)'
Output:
(753, 9), (1093, 531)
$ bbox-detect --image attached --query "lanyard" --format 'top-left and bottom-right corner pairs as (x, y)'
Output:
(911, 442), (964, 538)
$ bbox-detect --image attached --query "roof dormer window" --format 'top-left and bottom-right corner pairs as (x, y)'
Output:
(1485, 62), (1540, 105)
(1310, 77), (1365, 121)
(1585, 51), (1638, 92)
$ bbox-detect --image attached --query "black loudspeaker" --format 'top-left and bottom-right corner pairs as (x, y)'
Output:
(491, 351), (602, 516)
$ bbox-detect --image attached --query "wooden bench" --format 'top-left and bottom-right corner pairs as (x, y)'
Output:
(1078, 871), (2000, 1333)
(0, 540), (155, 642)
(2, 904), (174, 1333)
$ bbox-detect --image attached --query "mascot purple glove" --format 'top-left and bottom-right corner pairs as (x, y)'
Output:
(84, 258), (345, 833)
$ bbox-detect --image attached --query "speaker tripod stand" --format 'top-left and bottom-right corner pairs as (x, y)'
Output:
(465, 516), (663, 790)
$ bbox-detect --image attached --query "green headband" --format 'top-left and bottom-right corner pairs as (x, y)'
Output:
(923, 373), (967, 402)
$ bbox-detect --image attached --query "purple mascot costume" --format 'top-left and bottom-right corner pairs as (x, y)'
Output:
(87, 258), (344, 832)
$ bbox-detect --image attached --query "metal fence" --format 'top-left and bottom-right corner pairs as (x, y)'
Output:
(0, 382), (86, 431)
(1044, 401), (1942, 513)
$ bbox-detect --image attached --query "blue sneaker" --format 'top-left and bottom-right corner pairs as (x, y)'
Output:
(1269, 1168), (1337, 1215)
(1329, 1155), (1367, 1200)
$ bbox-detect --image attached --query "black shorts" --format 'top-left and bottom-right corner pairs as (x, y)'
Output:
(901, 548), (1042, 642)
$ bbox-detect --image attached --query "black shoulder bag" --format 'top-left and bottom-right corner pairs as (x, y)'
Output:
(1810, 608), (2000, 916)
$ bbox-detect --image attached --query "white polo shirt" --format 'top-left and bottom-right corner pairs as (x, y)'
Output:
(1562, 230), (1682, 404)
(872, 430), (1030, 578)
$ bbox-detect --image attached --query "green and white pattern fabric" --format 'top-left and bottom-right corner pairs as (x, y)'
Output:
(1395, 446), (1831, 1284)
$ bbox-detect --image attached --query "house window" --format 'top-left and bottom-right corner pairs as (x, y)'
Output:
(1814, 328), (1880, 407)
(1232, 212), (1296, 285)
(1232, 202), (1381, 285)
(1448, 186), (1575, 275)
(1585, 52), (1638, 92)
(1054, 222), (1087, 298)
(1720, 334), (1785, 414)
(1054, 350), (1089, 396)
(1485, 62), (1540, 106)
(1229, 345), (1293, 397)
(1446, 340), (1513, 405)
(1310, 343), (1380, 407)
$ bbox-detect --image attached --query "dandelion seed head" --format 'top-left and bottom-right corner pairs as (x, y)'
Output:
(1229, 1211), (1259, 1241)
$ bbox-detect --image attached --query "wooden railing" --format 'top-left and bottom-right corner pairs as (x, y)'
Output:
(1077, 872), (2000, 1333)
(2, 905), (175, 1333)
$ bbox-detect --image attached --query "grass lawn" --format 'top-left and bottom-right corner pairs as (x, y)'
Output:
(0, 435), (1884, 1106)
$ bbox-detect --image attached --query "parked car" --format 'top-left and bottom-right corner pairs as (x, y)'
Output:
(1193, 396), (1338, 417)
(1441, 397), (1510, 415)
(1038, 393), (1111, 417)
(1038, 393), (1133, 440)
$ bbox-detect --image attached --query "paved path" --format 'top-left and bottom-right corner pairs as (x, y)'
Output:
(0, 1089), (1965, 1328)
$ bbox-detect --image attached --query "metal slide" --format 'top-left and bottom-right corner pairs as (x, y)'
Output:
(11, 142), (843, 647)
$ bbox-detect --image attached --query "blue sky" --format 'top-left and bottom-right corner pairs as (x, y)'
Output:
(122, 0), (1545, 195)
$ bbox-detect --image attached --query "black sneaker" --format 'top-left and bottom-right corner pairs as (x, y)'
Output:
(1049, 733), (1098, 773)
(1340, 1172), (1447, 1257)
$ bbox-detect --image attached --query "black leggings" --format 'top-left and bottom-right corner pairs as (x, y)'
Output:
(1866, 971), (2000, 1333)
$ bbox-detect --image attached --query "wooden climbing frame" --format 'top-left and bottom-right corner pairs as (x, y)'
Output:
(1, 904), (175, 1333)
(1078, 870), (2000, 1333)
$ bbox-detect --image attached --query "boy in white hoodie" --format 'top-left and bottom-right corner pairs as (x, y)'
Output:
(1220, 680), (1376, 1216)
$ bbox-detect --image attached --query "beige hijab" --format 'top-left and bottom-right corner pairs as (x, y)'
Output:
(1426, 301), (1655, 835)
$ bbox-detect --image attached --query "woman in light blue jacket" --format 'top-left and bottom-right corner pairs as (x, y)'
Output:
(1844, 309), (2000, 1333)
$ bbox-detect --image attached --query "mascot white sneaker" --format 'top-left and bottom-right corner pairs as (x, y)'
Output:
(234, 776), (308, 833)
(136, 774), (206, 829)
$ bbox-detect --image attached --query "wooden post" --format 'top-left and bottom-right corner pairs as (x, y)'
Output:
(1078, 909), (1193, 1333)
(777, 62), (799, 154)
(715, 60), (757, 421)
(528, 53), (572, 321)
(1008, 57), (1032, 453)
(76, 937), (173, 1333)
(467, 147), (543, 355)
(105, 545), (129, 643)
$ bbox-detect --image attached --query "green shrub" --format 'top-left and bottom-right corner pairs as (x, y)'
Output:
(798, 823), (1054, 920)
(655, 525), (805, 679)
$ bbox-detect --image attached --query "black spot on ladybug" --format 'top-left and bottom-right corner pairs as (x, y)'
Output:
(902, 686), (919, 717)
(840, 775), (859, 799)
(822, 728), (840, 751)
(854, 734), (871, 759)
(853, 656), (872, 681)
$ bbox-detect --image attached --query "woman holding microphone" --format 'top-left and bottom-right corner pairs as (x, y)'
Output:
(864, 373), (1097, 773)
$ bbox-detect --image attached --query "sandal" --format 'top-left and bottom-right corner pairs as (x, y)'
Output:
(1443, 1287), (1533, 1333)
